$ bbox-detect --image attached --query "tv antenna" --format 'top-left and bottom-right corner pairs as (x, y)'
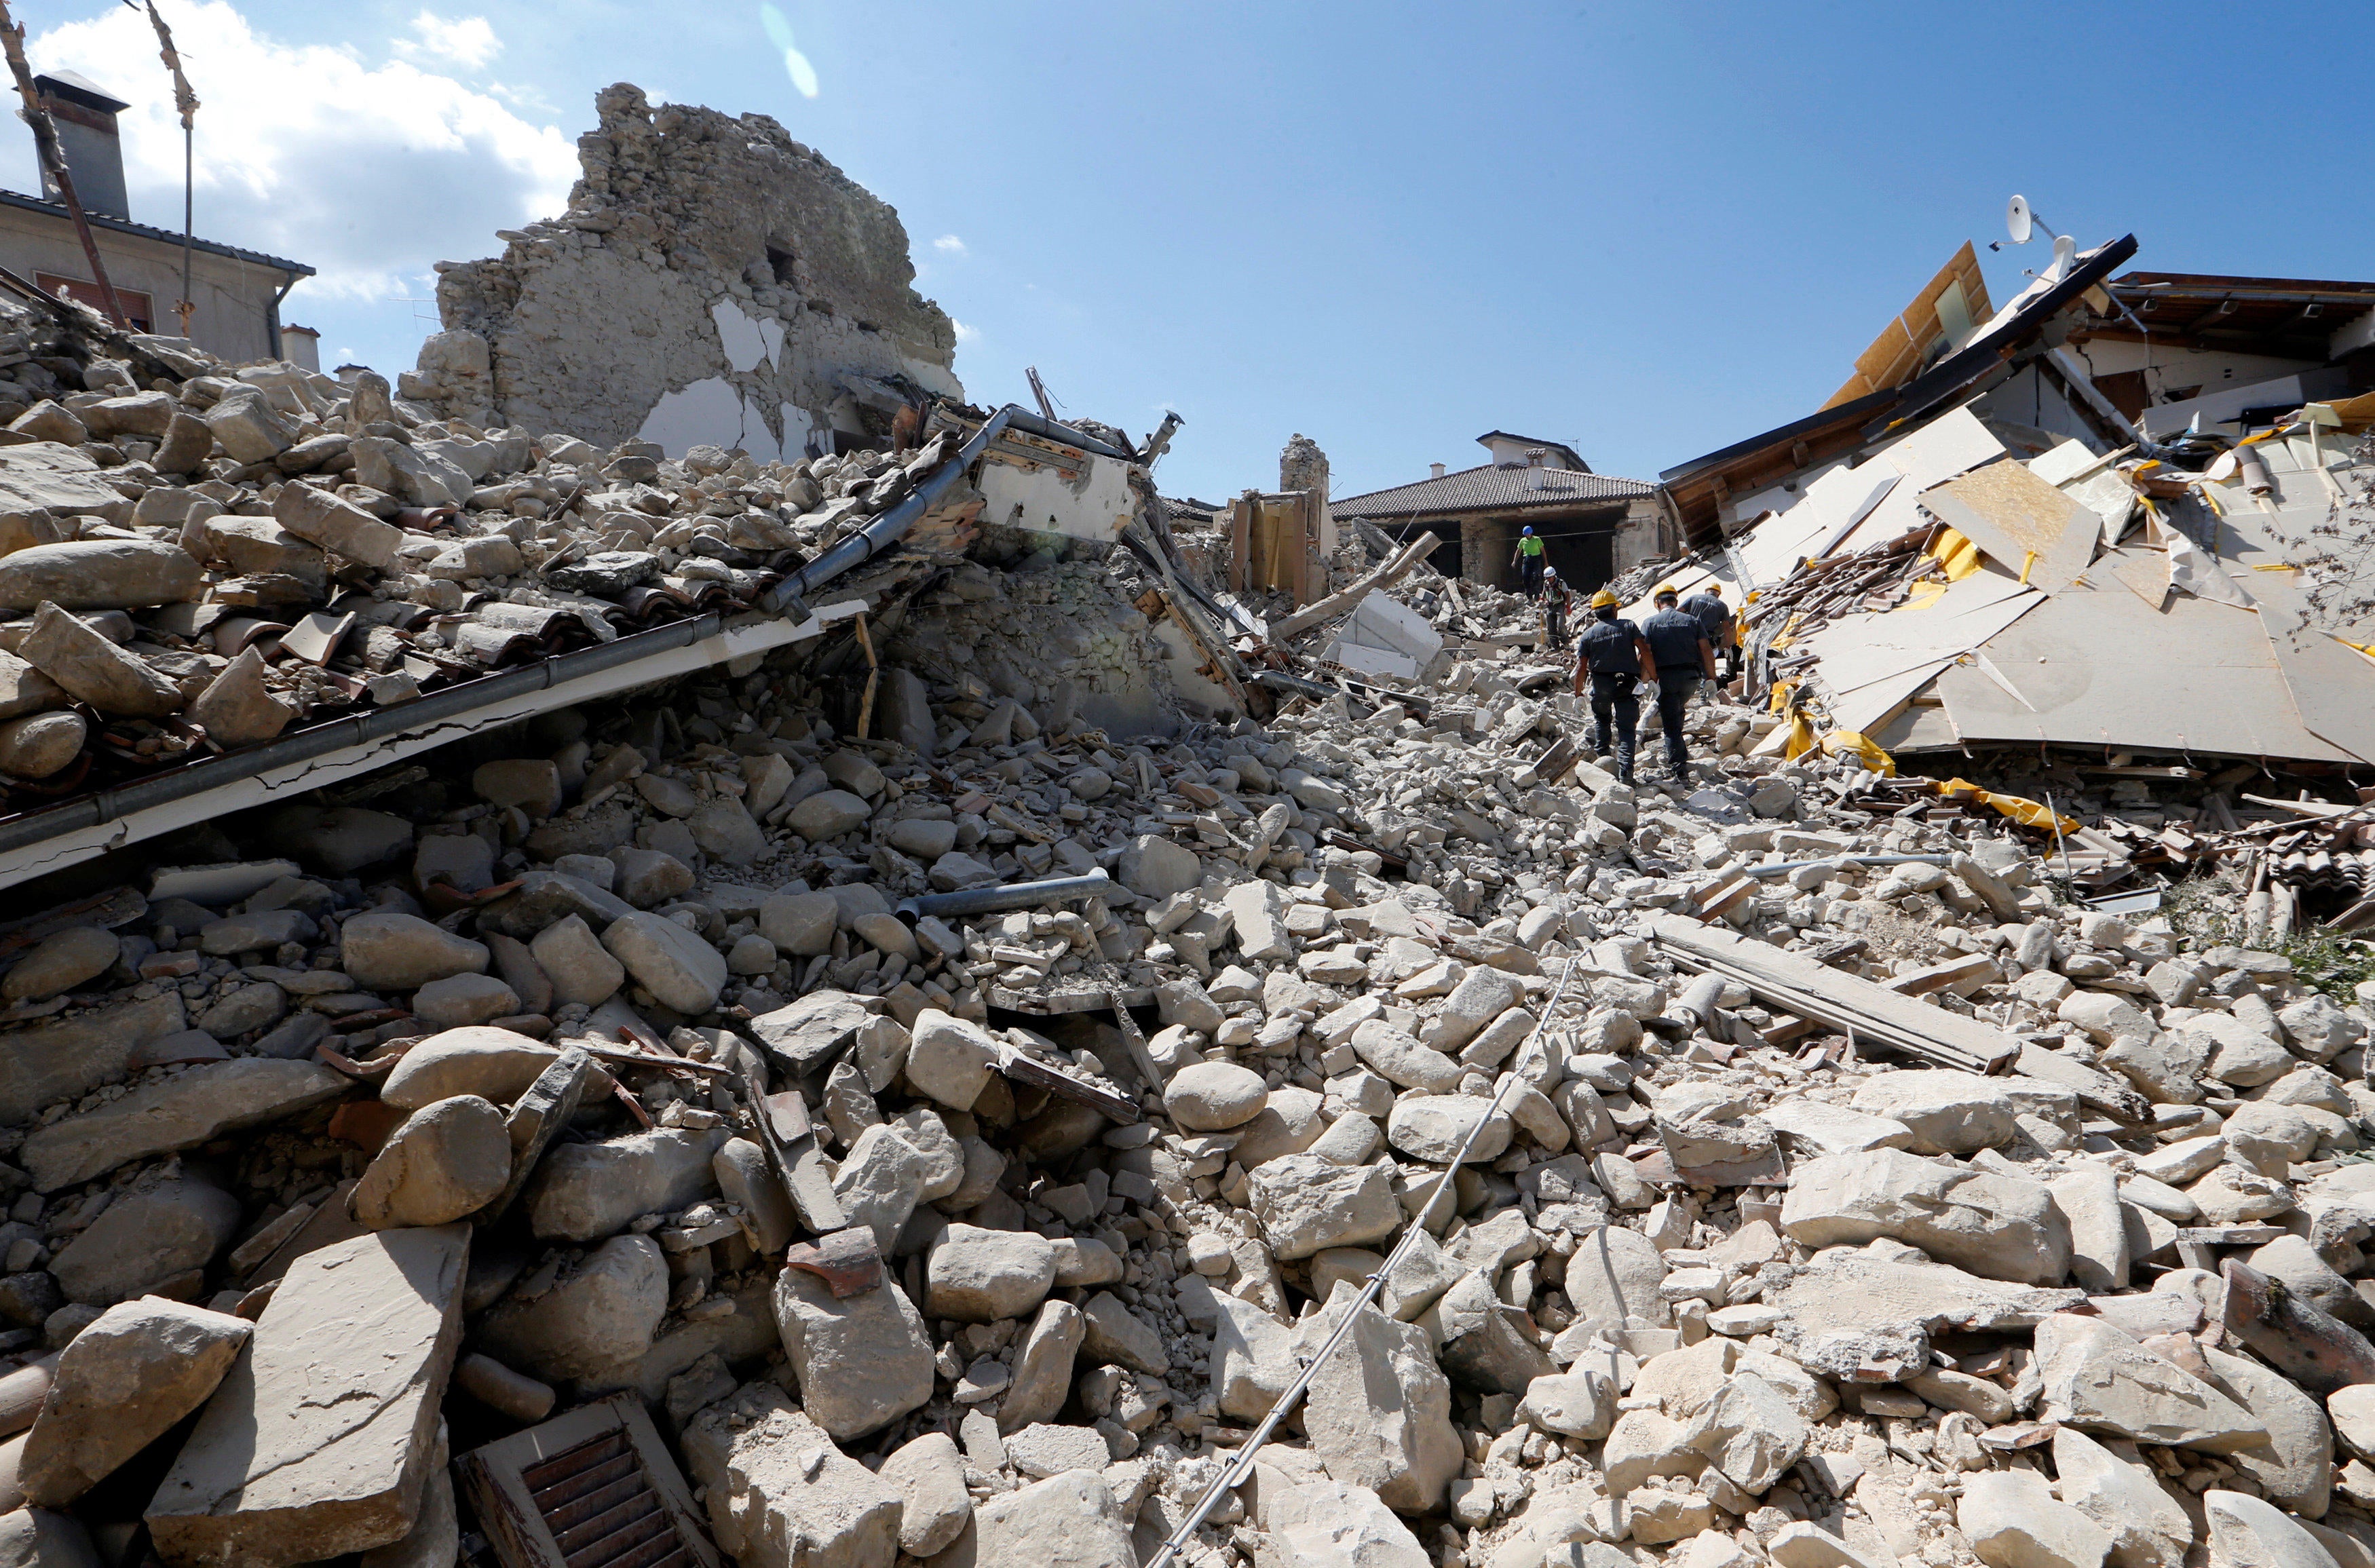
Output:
(1992, 195), (2076, 280)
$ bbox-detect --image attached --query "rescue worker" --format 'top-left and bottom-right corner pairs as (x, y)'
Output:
(1540, 565), (1572, 649)
(1679, 580), (1737, 700)
(1572, 588), (1655, 785)
(1510, 525), (1546, 598)
(1640, 584), (1716, 780)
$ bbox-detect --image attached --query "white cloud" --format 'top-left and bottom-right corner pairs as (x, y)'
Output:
(933, 234), (967, 256)
(12, 1), (576, 306)
(396, 9), (501, 71)
(952, 320), (982, 345)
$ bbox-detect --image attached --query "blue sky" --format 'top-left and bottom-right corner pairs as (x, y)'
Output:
(10, 0), (2371, 504)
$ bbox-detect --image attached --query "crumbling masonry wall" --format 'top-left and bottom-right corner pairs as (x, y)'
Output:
(408, 83), (961, 460)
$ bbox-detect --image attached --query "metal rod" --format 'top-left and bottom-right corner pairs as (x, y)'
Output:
(1141, 955), (1581, 1568)
(895, 871), (1114, 923)
(0, 1), (129, 328)
(2045, 791), (2074, 880)
(140, 0), (199, 337)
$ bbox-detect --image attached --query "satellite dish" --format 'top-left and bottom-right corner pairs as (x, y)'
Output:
(2007, 195), (2034, 245)
(2047, 233), (2078, 280)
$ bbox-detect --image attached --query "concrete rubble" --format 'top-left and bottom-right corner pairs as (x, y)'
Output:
(0, 85), (2374, 1568)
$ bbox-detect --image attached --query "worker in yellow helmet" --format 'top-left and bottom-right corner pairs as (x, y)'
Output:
(1571, 586), (1655, 785)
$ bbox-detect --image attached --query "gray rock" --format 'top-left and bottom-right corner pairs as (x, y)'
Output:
(0, 539), (201, 611)
(833, 1124), (930, 1255)
(1212, 1290), (1297, 1423)
(1848, 1070), (2019, 1154)
(940, 1468), (1134, 1568)
(381, 1027), (556, 1109)
(50, 1177), (240, 1305)
(476, 1234), (668, 1385)
(1164, 1060), (1268, 1130)
(715, 1137), (798, 1254)
(1564, 1223), (1670, 1327)
(17, 1297), (250, 1506)
(753, 989), (873, 1076)
(2201, 1344), (2332, 1517)
(529, 913), (625, 1006)
(341, 911), (489, 991)
(146, 1225), (468, 1567)
(2053, 1428), (2194, 1568)
(197, 908), (314, 955)
(1082, 1289), (1168, 1373)
(1351, 1020), (1462, 1094)
(526, 1126), (727, 1242)
(2034, 1313), (2266, 1452)
(18, 601), (179, 716)
(771, 1269), (933, 1442)
(1386, 1096), (1512, 1163)
(189, 645), (297, 747)
(2203, 1491), (2339, 1568)
(409, 972), (519, 1029)
(879, 1432), (971, 1556)
(689, 797), (766, 864)
(788, 790), (873, 841)
(1780, 1148), (2072, 1284)
(927, 1225), (1057, 1322)
(759, 892), (838, 956)
(904, 1008), (997, 1111)
(0, 991), (184, 1126)
(197, 980), (287, 1039)
(1000, 1299), (1085, 1433)
(1259, 1476), (1430, 1568)
(1004, 1422), (1111, 1480)
(611, 846), (694, 907)
(1764, 1248), (2083, 1383)
(0, 710), (82, 779)
(1685, 1372), (1808, 1494)
(1296, 1286), (1462, 1514)
(1422, 1269), (1555, 1395)
(601, 911), (726, 1015)
(1432, 965), (1525, 1050)
(1959, 1470), (2114, 1568)
(1, 926), (117, 1003)
(22, 1059), (346, 1191)
(354, 1094), (511, 1228)
(683, 1381), (900, 1568)
(1246, 1153), (1401, 1261)
(1120, 834), (1200, 899)
(1517, 1371), (1615, 1440)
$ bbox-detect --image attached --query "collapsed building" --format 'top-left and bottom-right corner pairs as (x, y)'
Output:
(1, 83), (2374, 1568)
(406, 83), (962, 461)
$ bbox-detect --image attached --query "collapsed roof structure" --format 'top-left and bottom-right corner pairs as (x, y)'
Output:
(1648, 235), (2375, 777)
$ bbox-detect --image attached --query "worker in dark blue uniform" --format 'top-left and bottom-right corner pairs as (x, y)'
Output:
(1571, 588), (1655, 785)
(1640, 584), (1715, 780)
(1680, 581), (1736, 697)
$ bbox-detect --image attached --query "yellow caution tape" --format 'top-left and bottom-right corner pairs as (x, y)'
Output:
(1819, 729), (1897, 776)
(1940, 778), (2080, 834)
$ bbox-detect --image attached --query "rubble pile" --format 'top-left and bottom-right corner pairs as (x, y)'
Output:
(0, 286), (981, 795)
(1, 527), (2373, 1568)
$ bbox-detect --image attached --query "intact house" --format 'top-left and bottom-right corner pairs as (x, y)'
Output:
(1331, 431), (1673, 594)
(0, 71), (312, 364)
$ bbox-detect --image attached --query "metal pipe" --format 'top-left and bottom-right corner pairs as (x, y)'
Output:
(763, 403), (1023, 618)
(1141, 955), (1582, 1568)
(1738, 853), (1949, 879)
(895, 871), (1113, 923)
(1000, 406), (1132, 461)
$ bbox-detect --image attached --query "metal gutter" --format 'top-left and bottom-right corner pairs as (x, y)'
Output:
(764, 402), (1027, 619)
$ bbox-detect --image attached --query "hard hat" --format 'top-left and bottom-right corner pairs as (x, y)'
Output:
(1521, 525), (1534, 535)
(1542, 565), (1557, 577)
(1654, 583), (1679, 598)
(1706, 582), (1723, 595)
(1589, 589), (1618, 609)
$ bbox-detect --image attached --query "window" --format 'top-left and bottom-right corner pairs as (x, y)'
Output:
(37, 272), (152, 332)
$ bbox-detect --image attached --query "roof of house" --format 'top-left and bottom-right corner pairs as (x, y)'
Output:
(1333, 461), (1654, 519)
(0, 189), (314, 278)
(1475, 430), (1589, 471)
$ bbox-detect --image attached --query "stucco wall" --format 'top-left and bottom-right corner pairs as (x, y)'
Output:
(411, 83), (960, 459)
(0, 204), (290, 362)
